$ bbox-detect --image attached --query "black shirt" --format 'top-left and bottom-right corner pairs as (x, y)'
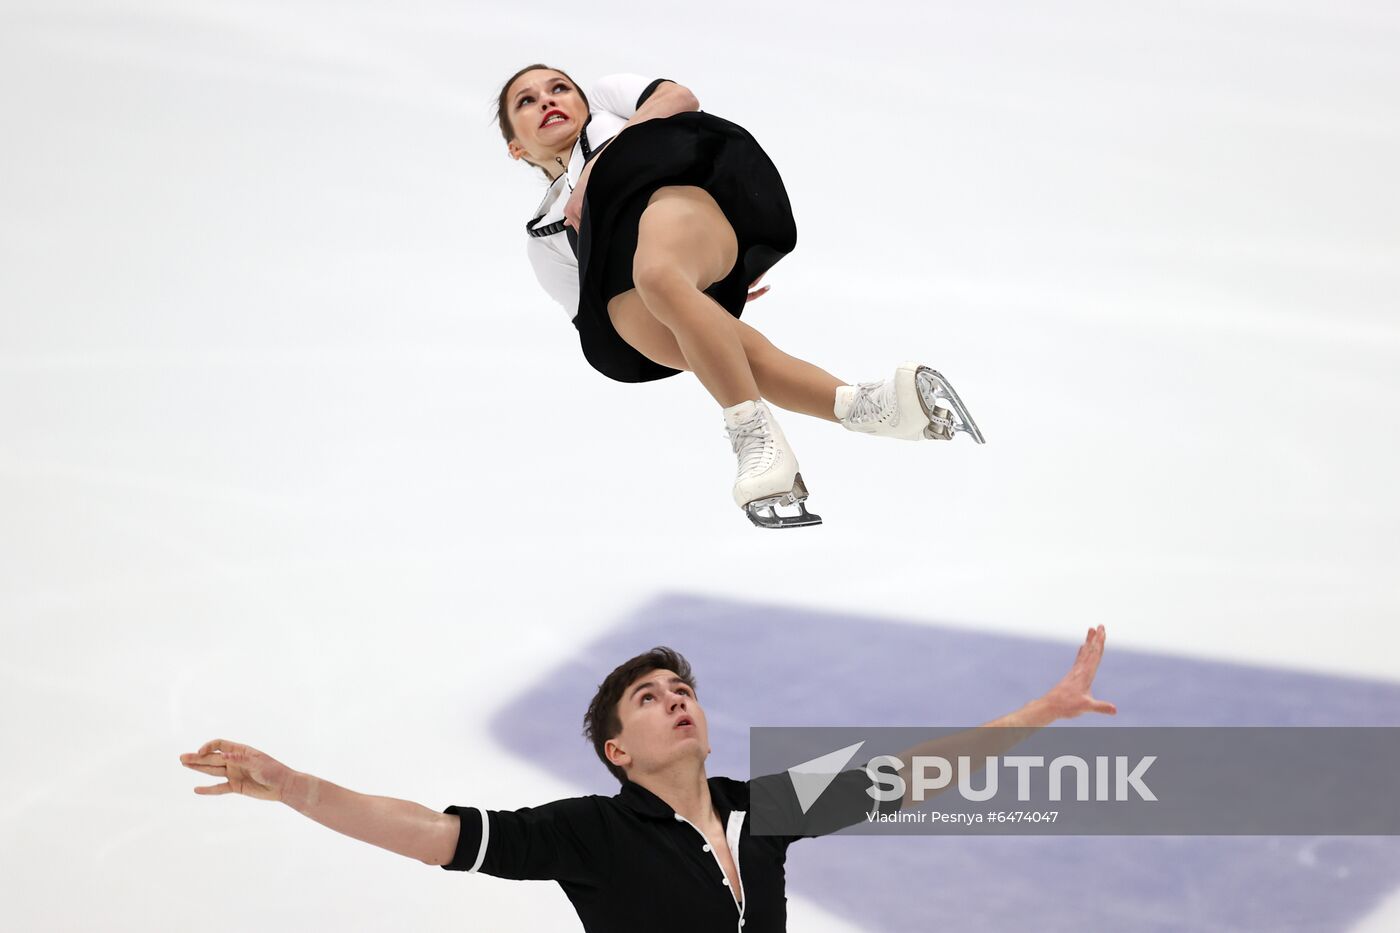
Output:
(440, 768), (896, 932)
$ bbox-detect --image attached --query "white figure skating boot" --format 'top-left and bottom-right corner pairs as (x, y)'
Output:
(834, 362), (985, 443)
(722, 399), (822, 529)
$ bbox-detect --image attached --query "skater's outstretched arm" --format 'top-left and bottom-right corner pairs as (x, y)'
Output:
(887, 624), (1117, 809)
(178, 739), (459, 865)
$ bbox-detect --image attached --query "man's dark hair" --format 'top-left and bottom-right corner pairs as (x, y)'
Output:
(583, 646), (697, 785)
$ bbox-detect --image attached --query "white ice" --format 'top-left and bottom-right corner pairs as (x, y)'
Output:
(1, 1), (1398, 930)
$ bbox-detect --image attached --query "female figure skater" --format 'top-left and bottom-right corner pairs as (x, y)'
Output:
(497, 65), (984, 528)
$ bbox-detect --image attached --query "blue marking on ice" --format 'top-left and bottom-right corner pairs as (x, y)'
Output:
(491, 593), (1400, 932)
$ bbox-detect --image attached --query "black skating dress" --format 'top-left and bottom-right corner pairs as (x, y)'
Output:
(566, 109), (798, 384)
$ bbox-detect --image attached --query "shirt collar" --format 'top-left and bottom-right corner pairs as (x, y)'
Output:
(617, 775), (750, 822)
(524, 113), (596, 229)
(576, 113), (597, 160)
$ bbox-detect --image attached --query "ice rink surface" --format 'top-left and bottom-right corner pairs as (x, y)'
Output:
(1, 1), (1397, 930)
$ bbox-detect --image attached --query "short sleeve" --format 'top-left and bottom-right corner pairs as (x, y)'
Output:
(440, 796), (611, 884)
(588, 73), (675, 119)
(748, 763), (902, 844)
(526, 236), (579, 318)
(441, 805), (489, 872)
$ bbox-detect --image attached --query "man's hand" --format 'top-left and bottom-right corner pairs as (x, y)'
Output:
(179, 738), (458, 863)
(179, 739), (293, 801)
(1041, 625), (1117, 720)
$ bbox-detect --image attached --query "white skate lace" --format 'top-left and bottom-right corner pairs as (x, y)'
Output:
(845, 380), (896, 425)
(727, 411), (777, 478)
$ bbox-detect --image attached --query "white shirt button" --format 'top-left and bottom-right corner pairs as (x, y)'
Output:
(674, 814), (684, 821)
(702, 844), (711, 852)
(722, 878), (730, 886)
(740, 921), (746, 927)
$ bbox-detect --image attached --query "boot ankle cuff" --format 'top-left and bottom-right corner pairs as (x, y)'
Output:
(833, 385), (855, 422)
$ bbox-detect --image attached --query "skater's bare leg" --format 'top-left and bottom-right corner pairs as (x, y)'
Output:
(630, 186), (757, 408)
(740, 322), (843, 422)
(608, 289), (843, 421)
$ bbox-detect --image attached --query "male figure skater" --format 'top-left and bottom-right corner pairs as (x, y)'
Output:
(180, 625), (1115, 932)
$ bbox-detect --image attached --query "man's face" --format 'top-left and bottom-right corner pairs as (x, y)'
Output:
(606, 668), (710, 778)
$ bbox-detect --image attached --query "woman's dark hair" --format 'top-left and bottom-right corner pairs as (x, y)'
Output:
(583, 646), (697, 784)
(494, 63), (590, 182)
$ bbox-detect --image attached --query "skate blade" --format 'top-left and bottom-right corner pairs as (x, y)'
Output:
(915, 368), (986, 444)
(743, 473), (823, 529)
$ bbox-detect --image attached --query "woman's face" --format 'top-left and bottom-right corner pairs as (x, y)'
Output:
(506, 69), (586, 166)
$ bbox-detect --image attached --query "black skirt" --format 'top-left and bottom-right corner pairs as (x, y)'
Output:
(571, 110), (798, 384)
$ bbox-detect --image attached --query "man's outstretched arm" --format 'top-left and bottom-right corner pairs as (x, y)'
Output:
(179, 739), (459, 865)
(889, 624), (1117, 808)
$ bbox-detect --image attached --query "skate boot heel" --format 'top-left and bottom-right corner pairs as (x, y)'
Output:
(913, 366), (986, 444)
(743, 472), (823, 529)
(924, 404), (954, 440)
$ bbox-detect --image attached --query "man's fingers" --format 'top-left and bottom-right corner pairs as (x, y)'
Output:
(179, 752), (226, 770)
(1076, 625), (1106, 660)
(1090, 698), (1118, 715)
(185, 763), (227, 776)
(1074, 640), (1093, 670)
(1074, 629), (1093, 661)
(1089, 626), (1107, 664)
(197, 738), (229, 756)
(194, 782), (233, 796)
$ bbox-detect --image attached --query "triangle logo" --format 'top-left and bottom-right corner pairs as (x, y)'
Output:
(787, 741), (865, 814)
